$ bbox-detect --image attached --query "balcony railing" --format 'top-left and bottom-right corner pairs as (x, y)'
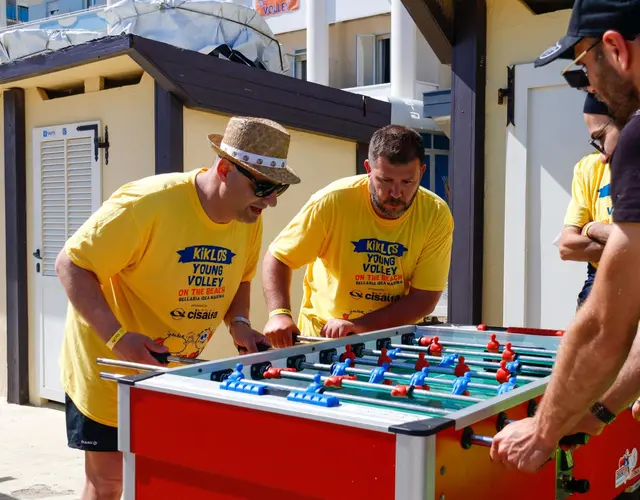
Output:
(6, 5), (29, 22)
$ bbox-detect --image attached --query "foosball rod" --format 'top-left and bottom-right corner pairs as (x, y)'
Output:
(350, 356), (538, 383)
(362, 348), (553, 376)
(301, 362), (503, 394)
(274, 370), (484, 405)
(96, 357), (169, 372)
(255, 379), (453, 416)
(461, 428), (589, 449)
(411, 338), (557, 357)
(390, 343), (556, 366)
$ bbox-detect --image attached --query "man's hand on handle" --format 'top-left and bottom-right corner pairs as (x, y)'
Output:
(231, 322), (271, 354)
(489, 417), (558, 473)
(633, 399), (640, 421)
(320, 318), (359, 339)
(263, 314), (299, 348)
(112, 331), (169, 367)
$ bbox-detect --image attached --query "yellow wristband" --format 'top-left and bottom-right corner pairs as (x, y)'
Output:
(269, 308), (292, 318)
(106, 327), (127, 350)
(582, 221), (596, 237)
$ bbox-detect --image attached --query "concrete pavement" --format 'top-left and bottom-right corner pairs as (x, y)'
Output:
(0, 398), (83, 500)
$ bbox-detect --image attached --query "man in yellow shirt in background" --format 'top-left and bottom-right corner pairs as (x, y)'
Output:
(55, 117), (299, 500)
(262, 124), (453, 348)
(559, 92), (621, 309)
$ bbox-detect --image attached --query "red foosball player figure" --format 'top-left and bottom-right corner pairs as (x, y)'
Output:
(340, 345), (356, 366)
(502, 342), (515, 362)
(496, 361), (511, 384)
(419, 336), (432, 347)
(414, 352), (429, 371)
(378, 348), (392, 366)
(429, 336), (443, 356)
(454, 356), (470, 377)
(391, 385), (411, 398)
(324, 375), (356, 388)
(486, 334), (500, 353)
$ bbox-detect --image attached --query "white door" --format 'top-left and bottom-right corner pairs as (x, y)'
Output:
(503, 61), (594, 330)
(33, 122), (101, 402)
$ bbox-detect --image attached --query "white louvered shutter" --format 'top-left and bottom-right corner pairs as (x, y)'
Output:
(34, 123), (102, 276)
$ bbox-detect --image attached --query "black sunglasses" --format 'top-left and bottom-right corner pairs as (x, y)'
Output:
(589, 117), (613, 155)
(232, 161), (290, 198)
(562, 39), (601, 90)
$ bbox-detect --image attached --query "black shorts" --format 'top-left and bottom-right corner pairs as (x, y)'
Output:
(65, 394), (119, 452)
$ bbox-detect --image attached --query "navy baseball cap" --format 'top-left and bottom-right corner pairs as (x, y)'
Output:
(534, 0), (640, 68)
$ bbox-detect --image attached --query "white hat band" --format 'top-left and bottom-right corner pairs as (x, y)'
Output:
(220, 141), (287, 169)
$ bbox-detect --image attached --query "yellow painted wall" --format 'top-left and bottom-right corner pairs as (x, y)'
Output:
(23, 70), (155, 402)
(183, 108), (356, 360)
(483, 0), (571, 324)
(0, 94), (6, 399)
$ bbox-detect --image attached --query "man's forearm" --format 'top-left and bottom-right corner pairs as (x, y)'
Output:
(598, 329), (640, 415)
(535, 225), (640, 444)
(262, 252), (293, 311)
(54, 250), (120, 341)
(559, 232), (604, 262)
(352, 289), (440, 333)
(224, 281), (251, 326)
(535, 309), (632, 443)
(586, 222), (612, 245)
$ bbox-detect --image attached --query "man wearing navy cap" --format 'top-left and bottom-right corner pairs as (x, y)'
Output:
(491, 0), (640, 473)
(559, 93), (620, 309)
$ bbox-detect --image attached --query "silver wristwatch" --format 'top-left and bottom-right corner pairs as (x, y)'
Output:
(230, 316), (251, 328)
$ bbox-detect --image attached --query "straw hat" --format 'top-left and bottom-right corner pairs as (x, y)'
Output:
(208, 116), (300, 185)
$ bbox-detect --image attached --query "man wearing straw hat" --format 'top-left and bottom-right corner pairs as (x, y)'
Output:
(262, 124), (453, 347)
(55, 116), (299, 500)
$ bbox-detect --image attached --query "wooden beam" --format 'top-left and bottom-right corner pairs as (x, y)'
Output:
(154, 81), (184, 174)
(0, 35), (134, 85)
(4, 88), (29, 404)
(401, 0), (453, 64)
(130, 36), (389, 144)
(447, 0), (486, 324)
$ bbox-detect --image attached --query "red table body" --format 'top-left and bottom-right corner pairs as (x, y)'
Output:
(129, 387), (396, 500)
(572, 410), (640, 498)
(126, 389), (589, 500)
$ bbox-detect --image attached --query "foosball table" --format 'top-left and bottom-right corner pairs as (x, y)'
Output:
(100, 324), (640, 500)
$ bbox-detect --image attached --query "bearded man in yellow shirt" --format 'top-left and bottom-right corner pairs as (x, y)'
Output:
(262, 124), (453, 348)
(559, 92), (621, 309)
(54, 117), (299, 500)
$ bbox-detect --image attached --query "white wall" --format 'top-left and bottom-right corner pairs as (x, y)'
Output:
(264, 0), (391, 34)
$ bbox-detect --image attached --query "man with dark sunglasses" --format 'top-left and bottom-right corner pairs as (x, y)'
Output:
(55, 116), (297, 500)
(559, 92), (620, 309)
(491, 0), (640, 474)
(261, 124), (453, 347)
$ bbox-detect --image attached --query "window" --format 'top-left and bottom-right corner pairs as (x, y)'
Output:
(46, 0), (59, 16)
(375, 34), (390, 84)
(356, 32), (391, 86)
(420, 133), (450, 204)
(288, 49), (307, 81)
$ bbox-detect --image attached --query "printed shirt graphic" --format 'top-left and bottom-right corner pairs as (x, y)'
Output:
(269, 175), (453, 337)
(564, 153), (612, 268)
(59, 169), (262, 426)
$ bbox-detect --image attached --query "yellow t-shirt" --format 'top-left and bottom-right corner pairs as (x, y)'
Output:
(564, 153), (612, 268)
(269, 175), (453, 336)
(60, 168), (262, 426)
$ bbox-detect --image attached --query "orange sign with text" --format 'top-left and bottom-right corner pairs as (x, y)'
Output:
(255, 0), (299, 17)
